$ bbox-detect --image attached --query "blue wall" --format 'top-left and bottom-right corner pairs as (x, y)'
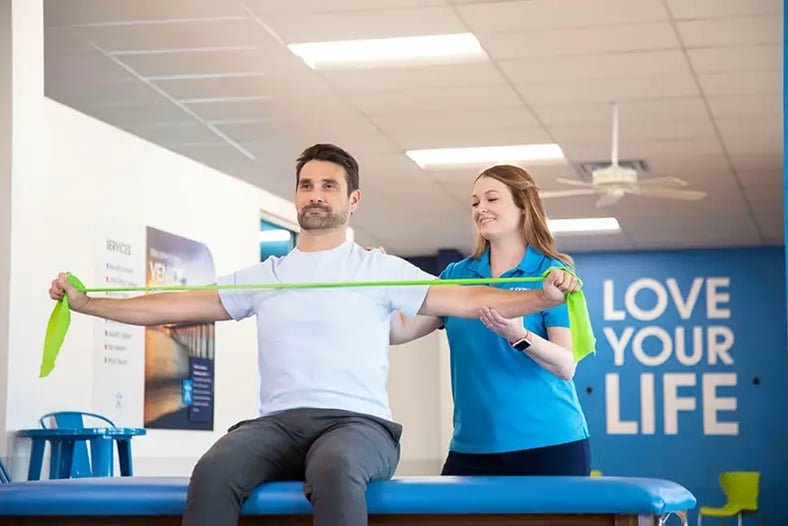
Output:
(411, 246), (786, 523)
(571, 247), (786, 525)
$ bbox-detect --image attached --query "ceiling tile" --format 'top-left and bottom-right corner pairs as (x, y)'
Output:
(458, 0), (667, 32)
(676, 16), (782, 47)
(480, 22), (679, 60)
(45, 50), (134, 83)
(46, 76), (167, 107)
(548, 117), (716, 145)
(698, 70), (781, 96)
(245, 0), (444, 16)
(367, 107), (540, 135)
(516, 74), (699, 105)
(736, 170), (783, 186)
(44, 0), (244, 26)
(614, 191), (751, 222)
(70, 18), (269, 51)
(45, 26), (98, 55)
(665, 0), (782, 20)
(715, 115), (782, 139)
(720, 133), (783, 156)
(729, 153), (783, 174)
(532, 98), (709, 126)
(644, 154), (734, 183)
(706, 93), (782, 118)
(561, 138), (724, 162)
(321, 62), (507, 94)
(151, 70), (337, 101)
(745, 183), (784, 208)
(184, 97), (279, 121)
(390, 126), (554, 150)
(121, 48), (301, 77)
(124, 121), (218, 144)
(350, 85), (524, 114)
(499, 50), (691, 83)
(687, 45), (781, 73)
(262, 6), (466, 43)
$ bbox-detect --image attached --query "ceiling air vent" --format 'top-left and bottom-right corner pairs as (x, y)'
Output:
(574, 159), (651, 181)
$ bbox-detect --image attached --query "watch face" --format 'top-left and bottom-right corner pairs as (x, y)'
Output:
(514, 339), (531, 351)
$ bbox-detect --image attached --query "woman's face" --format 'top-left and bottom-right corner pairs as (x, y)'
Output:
(471, 176), (523, 241)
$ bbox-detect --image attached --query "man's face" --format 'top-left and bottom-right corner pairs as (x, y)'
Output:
(296, 160), (360, 231)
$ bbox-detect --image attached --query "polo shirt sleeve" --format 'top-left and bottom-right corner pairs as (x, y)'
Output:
(216, 262), (270, 321)
(543, 303), (570, 329)
(378, 254), (437, 318)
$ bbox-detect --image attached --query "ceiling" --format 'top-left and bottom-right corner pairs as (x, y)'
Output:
(42, 0), (784, 257)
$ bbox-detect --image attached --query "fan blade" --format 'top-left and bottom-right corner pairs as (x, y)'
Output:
(555, 177), (594, 188)
(635, 186), (707, 200)
(596, 192), (624, 208)
(540, 189), (598, 199)
(638, 176), (689, 187)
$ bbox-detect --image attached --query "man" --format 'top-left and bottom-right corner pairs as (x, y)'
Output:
(49, 143), (580, 526)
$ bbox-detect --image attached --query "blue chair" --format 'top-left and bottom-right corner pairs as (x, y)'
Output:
(16, 411), (146, 480)
(0, 458), (10, 483)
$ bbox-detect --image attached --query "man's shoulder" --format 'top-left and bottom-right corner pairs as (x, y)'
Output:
(223, 258), (278, 282)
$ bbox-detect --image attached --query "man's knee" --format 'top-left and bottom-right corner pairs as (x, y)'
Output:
(188, 444), (245, 503)
(304, 449), (368, 499)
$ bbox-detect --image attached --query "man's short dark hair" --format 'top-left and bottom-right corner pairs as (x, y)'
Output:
(296, 144), (359, 194)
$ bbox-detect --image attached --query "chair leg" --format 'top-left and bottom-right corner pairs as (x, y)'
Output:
(116, 440), (133, 476)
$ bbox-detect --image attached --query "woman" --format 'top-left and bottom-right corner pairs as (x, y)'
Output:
(390, 164), (590, 476)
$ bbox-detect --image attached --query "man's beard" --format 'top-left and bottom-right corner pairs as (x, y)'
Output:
(298, 204), (349, 231)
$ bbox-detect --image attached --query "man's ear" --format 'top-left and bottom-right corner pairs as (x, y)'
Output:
(349, 189), (361, 214)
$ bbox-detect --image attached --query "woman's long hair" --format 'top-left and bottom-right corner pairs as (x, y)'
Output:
(471, 164), (573, 268)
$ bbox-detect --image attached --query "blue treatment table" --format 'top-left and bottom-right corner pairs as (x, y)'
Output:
(0, 475), (696, 525)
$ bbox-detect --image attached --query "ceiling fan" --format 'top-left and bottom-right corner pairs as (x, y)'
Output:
(539, 104), (708, 208)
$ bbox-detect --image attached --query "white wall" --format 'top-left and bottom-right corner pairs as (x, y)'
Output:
(0, 0), (12, 462)
(4, 0), (449, 480)
(388, 330), (444, 475)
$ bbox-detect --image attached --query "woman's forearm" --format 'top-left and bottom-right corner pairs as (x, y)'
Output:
(511, 328), (576, 380)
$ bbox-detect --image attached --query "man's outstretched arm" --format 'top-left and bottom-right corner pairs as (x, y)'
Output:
(417, 268), (578, 319)
(49, 272), (232, 326)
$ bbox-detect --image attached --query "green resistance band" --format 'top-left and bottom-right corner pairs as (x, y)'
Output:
(40, 267), (596, 378)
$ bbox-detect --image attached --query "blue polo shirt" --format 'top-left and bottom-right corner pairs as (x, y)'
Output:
(440, 246), (590, 454)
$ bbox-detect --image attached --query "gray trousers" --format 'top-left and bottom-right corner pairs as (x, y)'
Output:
(181, 407), (402, 526)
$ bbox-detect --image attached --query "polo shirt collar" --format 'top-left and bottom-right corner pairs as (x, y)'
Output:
(466, 245), (544, 277)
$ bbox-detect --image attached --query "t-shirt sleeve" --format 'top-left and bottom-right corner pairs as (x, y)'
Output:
(378, 254), (438, 317)
(216, 262), (272, 321)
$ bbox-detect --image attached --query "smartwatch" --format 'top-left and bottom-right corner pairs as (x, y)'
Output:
(510, 333), (532, 351)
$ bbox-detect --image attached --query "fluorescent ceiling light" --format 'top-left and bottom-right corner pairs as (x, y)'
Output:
(548, 217), (620, 235)
(260, 229), (293, 243)
(288, 33), (485, 69)
(406, 144), (565, 169)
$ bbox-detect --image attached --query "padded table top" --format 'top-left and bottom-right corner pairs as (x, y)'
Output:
(0, 475), (696, 516)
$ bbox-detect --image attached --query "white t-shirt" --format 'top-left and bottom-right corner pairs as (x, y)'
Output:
(217, 241), (436, 421)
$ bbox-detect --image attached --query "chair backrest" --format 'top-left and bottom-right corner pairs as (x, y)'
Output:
(39, 411), (116, 430)
(719, 471), (760, 511)
(38, 411), (116, 478)
(0, 457), (10, 483)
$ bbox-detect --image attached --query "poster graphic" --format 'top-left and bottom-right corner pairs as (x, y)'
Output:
(93, 223), (146, 427)
(143, 226), (216, 431)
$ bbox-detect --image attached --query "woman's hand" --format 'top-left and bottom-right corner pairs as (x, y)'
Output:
(480, 306), (528, 343)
